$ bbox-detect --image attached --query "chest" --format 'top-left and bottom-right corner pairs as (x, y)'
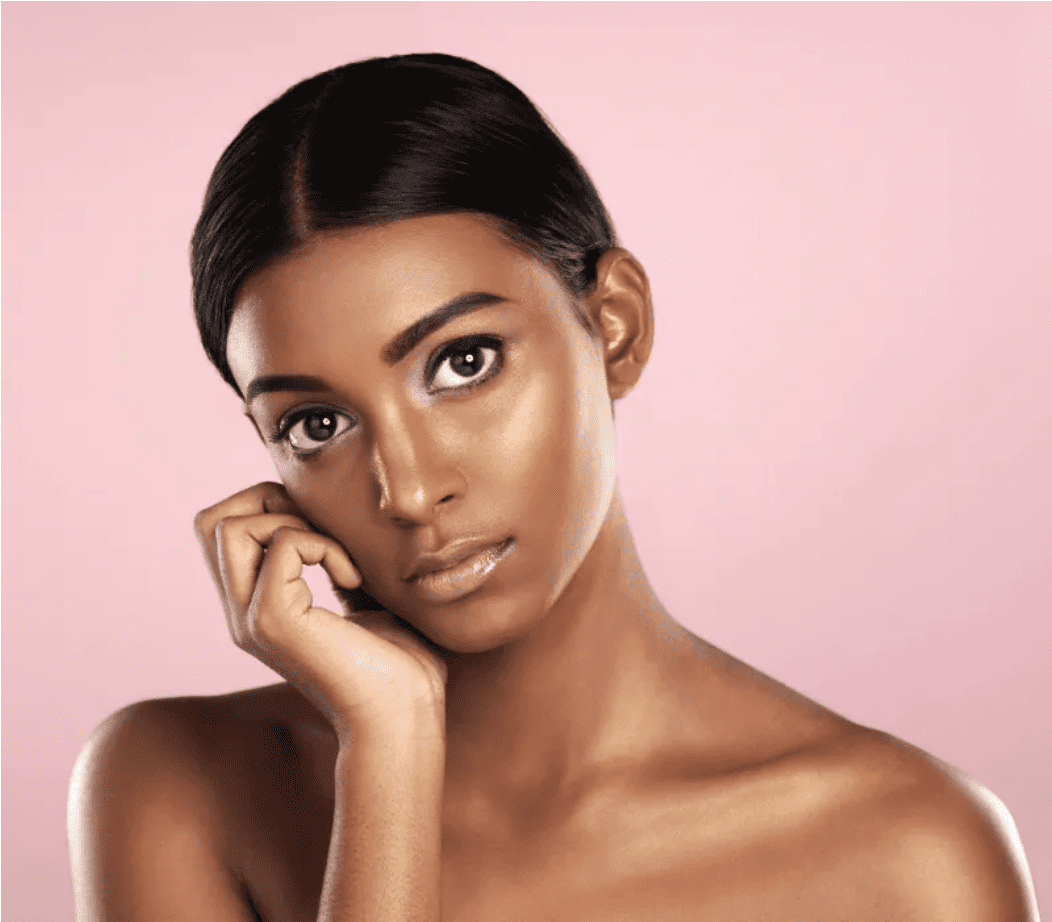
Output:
(238, 791), (875, 922)
(244, 820), (708, 922)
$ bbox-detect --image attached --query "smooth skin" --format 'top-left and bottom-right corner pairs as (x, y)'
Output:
(69, 214), (1039, 921)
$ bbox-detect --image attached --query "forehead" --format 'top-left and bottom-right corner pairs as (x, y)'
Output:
(227, 213), (563, 388)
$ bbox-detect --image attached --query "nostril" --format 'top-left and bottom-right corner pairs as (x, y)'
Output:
(439, 494), (455, 504)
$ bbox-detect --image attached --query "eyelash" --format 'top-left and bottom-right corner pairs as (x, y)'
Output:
(270, 335), (505, 458)
(269, 408), (355, 458)
(425, 335), (504, 394)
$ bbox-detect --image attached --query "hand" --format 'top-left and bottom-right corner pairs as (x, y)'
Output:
(194, 482), (447, 741)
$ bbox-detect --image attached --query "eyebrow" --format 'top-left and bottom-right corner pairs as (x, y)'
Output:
(245, 374), (331, 404)
(244, 290), (508, 404)
(381, 291), (507, 365)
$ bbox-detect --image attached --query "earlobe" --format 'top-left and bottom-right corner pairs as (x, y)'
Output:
(589, 248), (654, 400)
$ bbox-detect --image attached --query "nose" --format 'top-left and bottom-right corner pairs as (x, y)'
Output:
(370, 407), (465, 526)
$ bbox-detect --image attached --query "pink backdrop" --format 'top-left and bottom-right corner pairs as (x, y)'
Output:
(3, 3), (1050, 917)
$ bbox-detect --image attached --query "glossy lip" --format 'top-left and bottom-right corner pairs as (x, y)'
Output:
(405, 537), (515, 605)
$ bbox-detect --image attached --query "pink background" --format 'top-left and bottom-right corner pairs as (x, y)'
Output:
(3, 3), (1050, 917)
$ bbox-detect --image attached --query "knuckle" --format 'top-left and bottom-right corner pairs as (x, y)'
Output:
(193, 507), (215, 539)
(270, 524), (304, 549)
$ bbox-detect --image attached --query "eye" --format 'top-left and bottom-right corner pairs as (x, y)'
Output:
(276, 408), (355, 456)
(427, 336), (503, 393)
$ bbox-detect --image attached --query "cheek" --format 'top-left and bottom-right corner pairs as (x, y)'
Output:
(269, 452), (370, 547)
(467, 365), (570, 507)
(269, 452), (324, 516)
(472, 349), (615, 559)
(562, 354), (618, 545)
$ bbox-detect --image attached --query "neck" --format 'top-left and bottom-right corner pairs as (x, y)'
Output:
(440, 489), (687, 804)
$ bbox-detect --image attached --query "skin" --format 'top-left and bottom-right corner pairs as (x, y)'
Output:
(68, 214), (1039, 922)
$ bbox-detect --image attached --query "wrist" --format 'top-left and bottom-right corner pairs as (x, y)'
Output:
(335, 695), (446, 753)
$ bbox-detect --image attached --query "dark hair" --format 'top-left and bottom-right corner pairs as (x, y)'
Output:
(191, 53), (617, 394)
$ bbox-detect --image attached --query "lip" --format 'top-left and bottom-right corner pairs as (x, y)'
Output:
(405, 536), (515, 604)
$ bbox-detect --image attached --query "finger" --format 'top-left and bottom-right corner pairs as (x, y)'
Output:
(196, 485), (308, 594)
(246, 526), (361, 644)
(262, 525), (361, 594)
(214, 514), (324, 616)
(194, 482), (304, 549)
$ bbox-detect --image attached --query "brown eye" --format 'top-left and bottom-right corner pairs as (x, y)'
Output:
(450, 347), (483, 377)
(428, 336), (502, 392)
(283, 409), (354, 455)
(305, 412), (337, 440)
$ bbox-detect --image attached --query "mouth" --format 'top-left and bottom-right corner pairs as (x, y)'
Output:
(406, 536), (515, 604)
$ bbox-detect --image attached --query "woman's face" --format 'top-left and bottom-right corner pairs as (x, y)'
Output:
(227, 213), (618, 652)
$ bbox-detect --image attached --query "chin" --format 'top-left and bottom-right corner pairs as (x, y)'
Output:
(332, 582), (513, 653)
(405, 583), (555, 655)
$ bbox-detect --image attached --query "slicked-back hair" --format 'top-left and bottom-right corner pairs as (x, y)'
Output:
(191, 53), (617, 395)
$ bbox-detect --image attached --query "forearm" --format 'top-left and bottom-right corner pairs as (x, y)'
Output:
(318, 712), (446, 922)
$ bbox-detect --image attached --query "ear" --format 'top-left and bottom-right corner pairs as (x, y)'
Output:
(586, 248), (654, 400)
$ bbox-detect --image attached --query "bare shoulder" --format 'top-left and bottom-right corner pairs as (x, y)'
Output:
(68, 684), (314, 922)
(788, 725), (1040, 921)
(667, 644), (1039, 920)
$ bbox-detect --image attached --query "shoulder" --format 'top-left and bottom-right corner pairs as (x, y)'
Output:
(71, 688), (278, 805)
(789, 726), (1040, 921)
(678, 644), (1037, 919)
(68, 685), (305, 921)
(69, 696), (228, 841)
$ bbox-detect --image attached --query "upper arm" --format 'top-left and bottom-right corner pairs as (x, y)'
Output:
(879, 771), (1040, 922)
(68, 701), (258, 922)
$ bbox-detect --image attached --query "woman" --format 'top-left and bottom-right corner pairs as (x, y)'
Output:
(68, 53), (1038, 921)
